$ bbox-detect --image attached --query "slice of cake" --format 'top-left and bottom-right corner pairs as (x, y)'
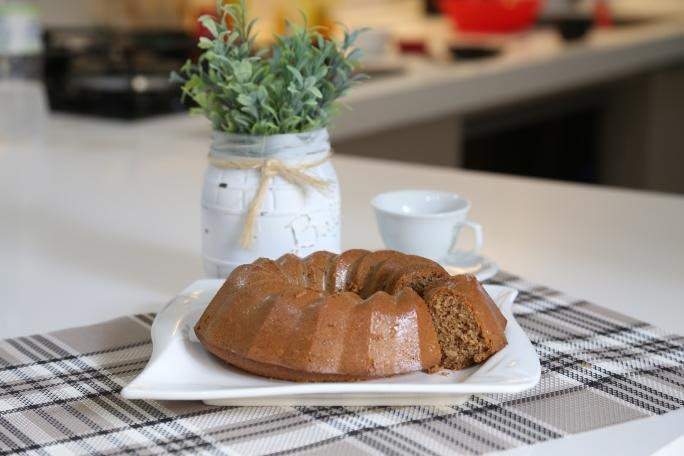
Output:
(423, 274), (507, 370)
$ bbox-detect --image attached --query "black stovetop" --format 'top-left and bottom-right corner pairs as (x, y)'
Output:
(44, 28), (196, 119)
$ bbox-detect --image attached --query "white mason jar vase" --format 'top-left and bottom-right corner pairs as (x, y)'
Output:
(201, 128), (341, 278)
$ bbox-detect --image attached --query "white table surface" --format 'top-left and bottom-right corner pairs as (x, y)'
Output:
(1, 115), (683, 454)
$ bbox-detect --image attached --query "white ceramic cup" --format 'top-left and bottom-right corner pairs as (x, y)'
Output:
(371, 190), (483, 262)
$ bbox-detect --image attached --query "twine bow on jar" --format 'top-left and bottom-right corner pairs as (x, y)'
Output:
(208, 153), (332, 248)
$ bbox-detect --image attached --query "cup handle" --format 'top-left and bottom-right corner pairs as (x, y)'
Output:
(451, 220), (483, 258)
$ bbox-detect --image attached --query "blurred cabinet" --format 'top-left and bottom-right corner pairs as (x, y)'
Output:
(336, 65), (684, 194)
(463, 91), (603, 184)
(600, 67), (684, 193)
(335, 116), (462, 168)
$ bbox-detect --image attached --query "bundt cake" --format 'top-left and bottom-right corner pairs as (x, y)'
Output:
(195, 249), (508, 382)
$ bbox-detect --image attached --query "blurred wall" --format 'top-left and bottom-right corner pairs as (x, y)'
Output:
(37, 0), (190, 28)
(36, 0), (421, 29)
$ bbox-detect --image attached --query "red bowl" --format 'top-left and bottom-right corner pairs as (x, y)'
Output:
(440, 0), (542, 34)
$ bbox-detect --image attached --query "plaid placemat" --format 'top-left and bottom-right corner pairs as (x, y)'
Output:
(1, 272), (683, 455)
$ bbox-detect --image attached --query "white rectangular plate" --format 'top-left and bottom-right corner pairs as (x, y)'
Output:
(121, 280), (540, 406)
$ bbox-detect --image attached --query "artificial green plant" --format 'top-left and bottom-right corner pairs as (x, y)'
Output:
(172, 0), (366, 135)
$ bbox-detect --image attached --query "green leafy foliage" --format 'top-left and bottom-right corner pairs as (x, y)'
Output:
(171, 0), (367, 135)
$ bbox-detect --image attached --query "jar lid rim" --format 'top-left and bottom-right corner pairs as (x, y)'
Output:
(211, 128), (328, 141)
(210, 128), (330, 158)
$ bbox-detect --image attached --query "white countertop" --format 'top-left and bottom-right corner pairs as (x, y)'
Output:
(2, 114), (683, 338)
(335, 19), (684, 140)
(2, 114), (683, 454)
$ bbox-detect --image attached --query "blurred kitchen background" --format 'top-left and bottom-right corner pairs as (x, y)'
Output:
(3, 0), (683, 193)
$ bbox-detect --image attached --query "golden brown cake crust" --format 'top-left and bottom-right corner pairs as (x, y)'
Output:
(302, 251), (337, 292)
(195, 250), (450, 382)
(384, 256), (450, 296)
(347, 250), (401, 294)
(326, 249), (369, 292)
(197, 334), (392, 382)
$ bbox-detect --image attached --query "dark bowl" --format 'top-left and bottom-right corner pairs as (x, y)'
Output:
(554, 16), (594, 42)
(449, 45), (501, 61)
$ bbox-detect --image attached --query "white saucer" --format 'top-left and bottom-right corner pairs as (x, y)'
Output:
(441, 252), (500, 281)
(121, 280), (539, 406)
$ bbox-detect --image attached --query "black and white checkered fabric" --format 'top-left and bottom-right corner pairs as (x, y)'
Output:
(1, 272), (683, 455)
